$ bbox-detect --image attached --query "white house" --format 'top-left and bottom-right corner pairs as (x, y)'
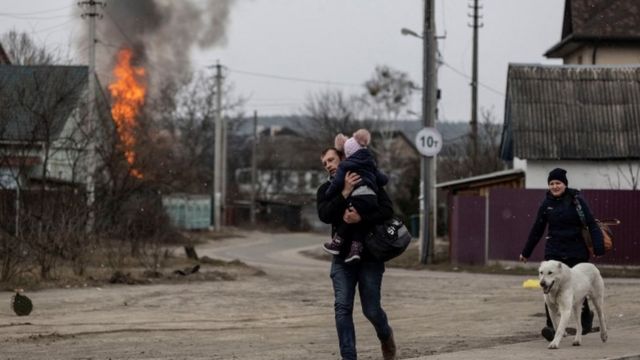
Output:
(544, 0), (640, 66)
(0, 65), (111, 190)
(501, 64), (640, 190)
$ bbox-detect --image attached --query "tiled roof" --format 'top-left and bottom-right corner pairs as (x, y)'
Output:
(500, 64), (640, 160)
(545, 0), (640, 58)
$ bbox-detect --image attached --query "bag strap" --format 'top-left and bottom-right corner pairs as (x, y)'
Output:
(573, 195), (588, 228)
(599, 218), (621, 226)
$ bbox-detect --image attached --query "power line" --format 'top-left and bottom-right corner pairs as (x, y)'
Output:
(440, 61), (504, 97)
(246, 103), (303, 108)
(226, 67), (363, 88)
(30, 18), (76, 34)
(0, 13), (73, 20)
(103, 11), (135, 48)
(0, 5), (73, 16)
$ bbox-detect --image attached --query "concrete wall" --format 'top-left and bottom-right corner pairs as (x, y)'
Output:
(565, 45), (640, 65)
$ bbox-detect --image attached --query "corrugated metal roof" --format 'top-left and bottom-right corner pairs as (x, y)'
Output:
(436, 168), (524, 189)
(0, 65), (88, 141)
(501, 64), (640, 160)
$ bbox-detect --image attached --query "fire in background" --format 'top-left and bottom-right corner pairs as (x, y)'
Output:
(108, 48), (145, 179)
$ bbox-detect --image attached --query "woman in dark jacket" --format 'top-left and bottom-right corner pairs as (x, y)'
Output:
(519, 168), (605, 341)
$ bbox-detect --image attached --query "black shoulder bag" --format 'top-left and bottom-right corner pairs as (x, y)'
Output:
(364, 217), (412, 262)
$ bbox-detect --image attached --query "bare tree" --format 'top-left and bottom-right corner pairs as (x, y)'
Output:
(0, 65), (91, 280)
(294, 89), (364, 149)
(1, 30), (68, 65)
(438, 108), (504, 181)
(603, 163), (640, 190)
(362, 65), (416, 123)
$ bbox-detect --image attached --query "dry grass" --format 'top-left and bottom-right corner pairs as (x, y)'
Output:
(0, 232), (261, 291)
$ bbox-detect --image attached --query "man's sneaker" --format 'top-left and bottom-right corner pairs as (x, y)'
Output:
(541, 326), (555, 341)
(344, 241), (363, 263)
(322, 235), (343, 255)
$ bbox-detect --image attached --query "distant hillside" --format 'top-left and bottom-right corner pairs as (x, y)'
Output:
(232, 115), (501, 150)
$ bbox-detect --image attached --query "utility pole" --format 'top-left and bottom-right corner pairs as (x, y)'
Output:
(420, 0), (438, 264)
(212, 61), (223, 230)
(79, 0), (104, 232)
(222, 114), (228, 222)
(469, 0), (482, 164)
(250, 110), (258, 226)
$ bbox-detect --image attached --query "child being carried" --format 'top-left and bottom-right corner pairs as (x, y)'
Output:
(322, 129), (388, 263)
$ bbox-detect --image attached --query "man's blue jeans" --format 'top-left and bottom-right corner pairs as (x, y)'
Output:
(330, 257), (392, 360)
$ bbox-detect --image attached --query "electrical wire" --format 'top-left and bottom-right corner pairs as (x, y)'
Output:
(101, 11), (181, 75)
(226, 67), (363, 88)
(0, 13), (73, 20)
(103, 11), (135, 47)
(0, 5), (73, 16)
(440, 61), (504, 96)
(30, 18), (76, 35)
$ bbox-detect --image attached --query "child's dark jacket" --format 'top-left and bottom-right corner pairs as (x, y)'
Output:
(325, 149), (388, 198)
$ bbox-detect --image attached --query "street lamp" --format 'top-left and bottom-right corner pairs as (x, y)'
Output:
(401, 27), (422, 39)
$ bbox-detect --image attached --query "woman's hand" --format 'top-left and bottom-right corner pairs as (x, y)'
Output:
(519, 254), (527, 263)
(341, 171), (361, 199)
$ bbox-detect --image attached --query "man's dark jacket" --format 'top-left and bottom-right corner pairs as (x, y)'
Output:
(521, 188), (604, 260)
(316, 179), (393, 259)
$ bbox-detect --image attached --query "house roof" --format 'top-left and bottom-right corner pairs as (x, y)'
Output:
(545, 0), (640, 58)
(500, 64), (640, 161)
(0, 44), (10, 64)
(436, 168), (524, 190)
(0, 65), (88, 142)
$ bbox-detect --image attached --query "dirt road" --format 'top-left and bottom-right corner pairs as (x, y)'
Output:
(2, 231), (640, 359)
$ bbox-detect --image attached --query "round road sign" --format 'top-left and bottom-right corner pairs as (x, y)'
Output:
(415, 127), (443, 157)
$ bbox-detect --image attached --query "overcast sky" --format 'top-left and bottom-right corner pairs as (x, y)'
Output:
(0, 0), (565, 122)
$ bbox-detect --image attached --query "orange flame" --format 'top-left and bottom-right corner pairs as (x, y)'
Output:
(108, 48), (145, 179)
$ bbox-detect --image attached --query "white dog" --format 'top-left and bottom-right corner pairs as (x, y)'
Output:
(538, 260), (608, 349)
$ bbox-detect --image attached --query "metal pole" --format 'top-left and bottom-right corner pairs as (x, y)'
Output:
(250, 110), (258, 226)
(15, 185), (20, 237)
(213, 62), (223, 230)
(79, 0), (102, 233)
(222, 115), (227, 225)
(470, 0), (480, 162)
(420, 0), (437, 264)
